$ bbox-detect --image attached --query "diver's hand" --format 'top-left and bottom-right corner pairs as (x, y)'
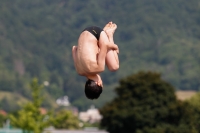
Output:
(107, 43), (119, 53)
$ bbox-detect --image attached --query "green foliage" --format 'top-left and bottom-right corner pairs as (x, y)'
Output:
(82, 122), (100, 129)
(52, 110), (80, 129)
(0, 114), (7, 127)
(187, 92), (200, 107)
(100, 71), (200, 133)
(9, 78), (53, 133)
(9, 78), (81, 131)
(186, 92), (200, 131)
(0, 91), (28, 112)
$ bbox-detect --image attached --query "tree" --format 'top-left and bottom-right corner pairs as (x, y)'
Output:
(52, 109), (80, 129)
(9, 78), (53, 133)
(0, 114), (7, 127)
(100, 71), (199, 133)
(187, 92), (200, 107)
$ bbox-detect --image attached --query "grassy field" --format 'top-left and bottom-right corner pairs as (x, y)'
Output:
(175, 90), (196, 101)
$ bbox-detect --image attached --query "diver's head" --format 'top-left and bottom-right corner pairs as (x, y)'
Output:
(85, 79), (103, 100)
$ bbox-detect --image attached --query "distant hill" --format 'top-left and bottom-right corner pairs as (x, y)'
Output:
(0, 91), (58, 112)
(0, 0), (200, 111)
(0, 91), (28, 112)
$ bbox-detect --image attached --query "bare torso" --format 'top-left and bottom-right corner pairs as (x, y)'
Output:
(75, 31), (101, 76)
(73, 22), (119, 85)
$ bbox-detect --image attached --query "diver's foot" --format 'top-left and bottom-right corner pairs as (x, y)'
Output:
(103, 22), (117, 36)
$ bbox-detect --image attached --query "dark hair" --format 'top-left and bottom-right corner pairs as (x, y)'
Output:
(85, 79), (102, 100)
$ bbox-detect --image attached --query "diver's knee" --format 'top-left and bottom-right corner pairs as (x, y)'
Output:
(109, 64), (119, 71)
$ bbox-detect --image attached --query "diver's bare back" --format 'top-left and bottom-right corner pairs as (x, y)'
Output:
(76, 31), (100, 76)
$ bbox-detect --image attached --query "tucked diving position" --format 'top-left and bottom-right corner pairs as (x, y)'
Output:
(72, 22), (119, 100)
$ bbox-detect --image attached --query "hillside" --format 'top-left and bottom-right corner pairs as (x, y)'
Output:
(0, 0), (200, 111)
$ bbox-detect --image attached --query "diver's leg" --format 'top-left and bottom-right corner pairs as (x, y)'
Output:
(103, 22), (119, 71)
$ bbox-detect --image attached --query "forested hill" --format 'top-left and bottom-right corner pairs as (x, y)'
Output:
(0, 0), (200, 111)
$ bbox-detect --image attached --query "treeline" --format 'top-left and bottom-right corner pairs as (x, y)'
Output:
(100, 72), (200, 133)
(1, 72), (200, 133)
(0, 0), (200, 111)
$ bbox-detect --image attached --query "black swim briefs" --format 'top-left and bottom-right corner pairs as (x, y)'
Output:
(82, 26), (103, 40)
